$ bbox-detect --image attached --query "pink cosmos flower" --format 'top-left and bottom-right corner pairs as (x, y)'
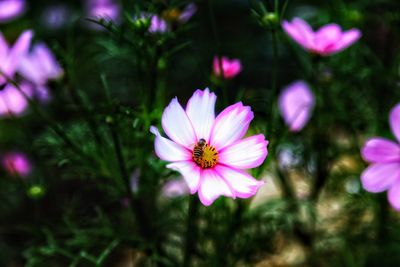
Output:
(0, 82), (32, 117)
(151, 88), (268, 206)
(0, 0), (26, 23)
(18, 43), (64, 86)
(149, 15), (168, 33)
(0, 30), (33, 85)
(135, 13), (168, 33)
(282, 18), (361, 56)
(278, 81), (315, 132)
(86, 0), (120, 29)
(2, 151), (32, 177)
(361, 103), (400, 211)
(213, 56), (242, 79)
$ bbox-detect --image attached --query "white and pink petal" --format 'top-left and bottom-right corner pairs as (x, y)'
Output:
(314, 24), (342, 54)
(388, 182), (400, 211)
(210, 102), (253, 150)
(198, 169), (235, 206)
(215, 165), (264, 198)
(218, 134), (268, 169)
(331, 28), (361, 53)
(162, 97), (197, 149)
(185, 88), (216, 141)
(282, 18), (314, 51)
(4, 29), (32, 75)
(390, 103), (400, 143)
(166, 161), (201, 194)
(278, 81), (315, 132)
(361, 137), (400, 163)
(360, 163), (400, 193)
(150, 126), (192, 162)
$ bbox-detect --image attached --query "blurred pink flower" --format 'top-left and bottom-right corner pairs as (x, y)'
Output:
(0, 82), (32, 117)
(278, 81), (315, 132)
(162, 179), (190, 198)
(0, 0), (26, 23)
(136, 13), (168, 33)
(282, 18), (361, 56)
(18, 43), (63, 86)
(213, 56), (242, 79)
(2, 151), (32, 177)
(86, 0), (120, 29)
(151, 88), (267, 206)
(361, 104), (400, 211)
(149, 15), (168, 33)
(0, 30), (33, 85)
(178, 3), (197, 23)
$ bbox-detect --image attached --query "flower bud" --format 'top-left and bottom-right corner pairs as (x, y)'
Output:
(262, 12), (279, 28)
(27, 185), (45, 199)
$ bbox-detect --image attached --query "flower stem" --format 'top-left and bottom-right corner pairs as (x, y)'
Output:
(208, 0), (228, 106)
(218, 201), (245, 266)
(271, 29), (279, 98)
(101, 76), (153, 243)
(183, 195), (200, 267)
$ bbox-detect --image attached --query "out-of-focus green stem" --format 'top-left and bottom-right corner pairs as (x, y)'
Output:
(310, 57), (329, 201)
(276, 165), (296, 201)
(208, 0), (229, 106)
(183, 196), (200, 267)
(64, 21), (103, 147)
(271, 29), (278, 99)
(281, 0), (290, 17)
(221, 201), (245, 266)
(101, 75), (153, 241)
(270, 27), (293, 202)
(107, 116), (155, 242)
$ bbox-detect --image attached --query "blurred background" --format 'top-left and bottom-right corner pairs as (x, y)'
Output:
(1, 0), (400, 266)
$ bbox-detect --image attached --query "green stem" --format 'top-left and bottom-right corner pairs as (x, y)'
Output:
(182, 196), (200, 267)
(101, 74), (153, 242)
(107, 119), (154, 242)
(222, 201), (245, 266)
(281, 0), (290, 17)
(276, 165), (296, 201)
(271, 29), (279, 98)
(208, 0), (229, 105)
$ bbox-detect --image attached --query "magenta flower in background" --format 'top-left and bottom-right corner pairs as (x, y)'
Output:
(151, 88), (268, 206)
(0, 30), (33, 85)
(278, 81), (315, 132)
(282, 18), (361, 56)
(149, 15), (168, 33)
(0, 0), (26, 23)
(0, 82), (32, 117)
(361, 104), (400, 211)
(135, 13), (168, 33)
(86, 0), (120, 29)
(178, 3), (197, 23)
(162, 179), (190, 198)
(18, 43), (64, 86)
(213, 56), (242, 79)
(2, 151), (32, 177)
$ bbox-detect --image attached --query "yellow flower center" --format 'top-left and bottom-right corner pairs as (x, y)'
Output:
(192, 139), (218, 169)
